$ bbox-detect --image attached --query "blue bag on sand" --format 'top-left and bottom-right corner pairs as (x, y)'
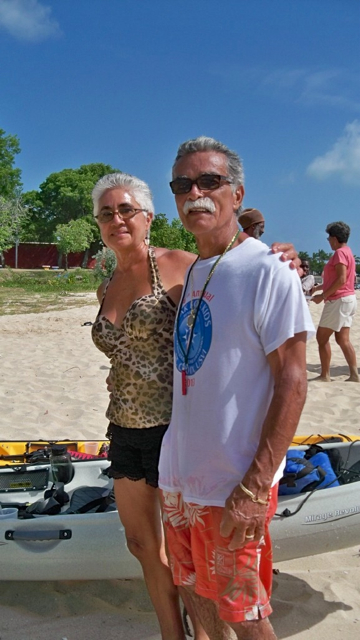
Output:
(279, 449), (340, 495)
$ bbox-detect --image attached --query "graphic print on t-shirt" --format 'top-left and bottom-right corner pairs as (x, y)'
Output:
(175, 299), (212, 376)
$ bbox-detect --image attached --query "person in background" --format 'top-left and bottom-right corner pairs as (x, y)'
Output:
(159, 136), (314, 640)
(300, 260), (315, 297)
(311, 221), (359, 382)
(238, 207), (265, 238)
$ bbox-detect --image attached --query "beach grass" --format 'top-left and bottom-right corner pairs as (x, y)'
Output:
(0, 268), (99, 315)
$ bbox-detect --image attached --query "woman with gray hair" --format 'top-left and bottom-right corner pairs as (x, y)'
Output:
(312, 221), (359, 382)
(91, 172), (201, 640)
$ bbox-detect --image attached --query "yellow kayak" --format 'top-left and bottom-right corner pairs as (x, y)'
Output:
(0, 440), (108, 465)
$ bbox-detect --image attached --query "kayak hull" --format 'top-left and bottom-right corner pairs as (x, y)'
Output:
(1, 436), (359, 580)
(271, 478), (360, 562)
(0, 458), (142, 581)
(271, 436), (360, 562)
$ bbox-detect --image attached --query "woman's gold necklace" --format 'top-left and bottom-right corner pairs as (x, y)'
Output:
(177, 229), (241, 395)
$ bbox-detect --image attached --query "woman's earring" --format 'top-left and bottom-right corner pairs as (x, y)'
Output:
(144, 228), (150, 246)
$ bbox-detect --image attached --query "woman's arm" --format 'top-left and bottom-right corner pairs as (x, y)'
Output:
(312, 263), (346, 304)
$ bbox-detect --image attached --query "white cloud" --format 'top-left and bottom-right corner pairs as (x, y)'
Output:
(0, 0), (60, 42)
(307, 121), (360, 186)
(263, 68), (360, 111)
(212, 65), (360, 112)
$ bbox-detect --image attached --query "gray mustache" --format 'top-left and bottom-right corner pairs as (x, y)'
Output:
(183, 198), (216, 215)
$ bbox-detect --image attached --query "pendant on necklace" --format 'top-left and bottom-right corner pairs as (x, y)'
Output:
(187, 313), (195, 327)
(182, 370), (187, 396)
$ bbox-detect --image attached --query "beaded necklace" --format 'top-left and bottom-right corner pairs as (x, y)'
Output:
(176, 229), (240, 395)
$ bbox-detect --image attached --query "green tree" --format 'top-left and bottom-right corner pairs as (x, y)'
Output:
(354, 255), (360, 276)
(298, 251), (311, 263)
(310, 249), (332, 275)
(0, 198), (13, 254)
(54, 218), (95, 270)
(170, 218), (198, 253)
(151, 213), (198, 253)
(19, 190), (44, 241)
(150, 213), (174, 247)
(0, 195), (29, 265)
(0, 129), (22, 200)
(24, 163), (120, 242)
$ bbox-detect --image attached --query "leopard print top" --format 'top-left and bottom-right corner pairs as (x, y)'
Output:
(92, 247), (176, 429)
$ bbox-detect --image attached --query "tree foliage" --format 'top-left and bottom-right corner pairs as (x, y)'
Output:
(354, 255), (360, 276)
(0, 198), (12, 253)
(0, 195), (29, 255)
(308, 249), (333, 275)
(298, 251), (310, 263)
(20, 163), (198, 255)
(54, 218), (95, 269)
(92, 247), (117, 279)
(151, 213), (198, 253)
(23, 163), (120, 242)
(0, 129), (22, 200)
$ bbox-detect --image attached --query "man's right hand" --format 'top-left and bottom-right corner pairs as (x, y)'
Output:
(220, 484), (268, 549)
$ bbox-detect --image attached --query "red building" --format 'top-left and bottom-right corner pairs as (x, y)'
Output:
(3, 243), (96, 269)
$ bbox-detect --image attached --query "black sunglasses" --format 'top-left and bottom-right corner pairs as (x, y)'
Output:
(169, 174), (232, 195)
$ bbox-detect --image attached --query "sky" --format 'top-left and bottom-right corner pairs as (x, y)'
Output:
(0, 0), (359, 257)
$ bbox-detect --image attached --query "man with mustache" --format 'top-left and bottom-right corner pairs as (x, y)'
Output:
(159, 136), (314, 640)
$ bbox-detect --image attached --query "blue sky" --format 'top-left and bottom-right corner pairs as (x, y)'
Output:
(0, 0), (359, 256)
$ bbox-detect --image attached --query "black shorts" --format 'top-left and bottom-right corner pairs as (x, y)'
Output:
(105, 422), (169, 488)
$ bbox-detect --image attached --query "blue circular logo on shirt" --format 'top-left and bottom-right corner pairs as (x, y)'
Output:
(175, 299), (212, 375)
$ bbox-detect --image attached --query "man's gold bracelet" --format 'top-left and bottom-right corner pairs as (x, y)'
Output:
(239, 482), (269, 506)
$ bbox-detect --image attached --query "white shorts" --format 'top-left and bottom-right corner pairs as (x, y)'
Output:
(319, 295), (357, 332)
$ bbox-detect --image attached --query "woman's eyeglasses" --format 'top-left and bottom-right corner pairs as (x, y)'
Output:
(95, 205), (148, 223)
(169, 174), (232, 195)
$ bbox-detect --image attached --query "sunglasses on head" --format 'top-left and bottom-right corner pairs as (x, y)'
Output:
(169, 174), (232, 195)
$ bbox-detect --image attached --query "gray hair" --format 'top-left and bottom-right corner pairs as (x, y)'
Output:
(326, 221), (350, 244)
(172, 136), (245, 189)
(92, 173), (154, 217)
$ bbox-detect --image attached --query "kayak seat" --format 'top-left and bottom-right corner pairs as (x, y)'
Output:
(279, 449), (340, 495)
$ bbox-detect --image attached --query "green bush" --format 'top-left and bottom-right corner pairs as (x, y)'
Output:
(92, 248), (116, 279)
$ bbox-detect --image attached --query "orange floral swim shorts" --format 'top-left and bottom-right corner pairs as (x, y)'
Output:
(161, 487), (278, 623)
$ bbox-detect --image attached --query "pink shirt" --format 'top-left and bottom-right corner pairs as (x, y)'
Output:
(323, 246), (355, 300)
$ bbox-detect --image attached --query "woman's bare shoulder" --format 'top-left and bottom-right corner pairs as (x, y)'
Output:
(154, 246), (197, 269)
(153, 248), (197, 296)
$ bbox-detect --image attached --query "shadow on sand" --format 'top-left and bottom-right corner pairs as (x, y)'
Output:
(271, 570), (352, 638)
(307, 363), (359, 379)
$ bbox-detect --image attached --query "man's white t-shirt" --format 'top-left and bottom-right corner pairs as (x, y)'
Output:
(158, 238), (315, 507)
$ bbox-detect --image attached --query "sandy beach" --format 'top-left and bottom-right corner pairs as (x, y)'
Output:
(0, 293), (359, 639)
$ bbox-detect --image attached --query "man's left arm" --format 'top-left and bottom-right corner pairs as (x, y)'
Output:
(220, 331), (308, 550)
